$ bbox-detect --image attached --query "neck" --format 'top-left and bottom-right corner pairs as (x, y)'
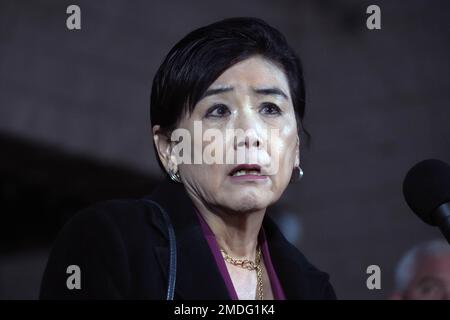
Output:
(190, 196), (265, 259)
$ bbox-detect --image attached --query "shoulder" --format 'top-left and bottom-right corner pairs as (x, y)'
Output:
(40, 197), (166, 299)
(48, 197), (171, 265)
(59, 198), (167, 244)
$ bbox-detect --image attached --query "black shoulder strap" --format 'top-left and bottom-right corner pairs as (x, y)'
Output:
(141, 198), (177, 300)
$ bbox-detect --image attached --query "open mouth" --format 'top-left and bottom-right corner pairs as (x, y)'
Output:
(229, 164), (263, 177)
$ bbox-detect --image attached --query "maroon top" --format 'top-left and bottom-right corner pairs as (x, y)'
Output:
(194, 207), (286, 300)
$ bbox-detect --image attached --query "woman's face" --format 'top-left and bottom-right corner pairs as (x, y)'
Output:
(158, 56), (300, 213)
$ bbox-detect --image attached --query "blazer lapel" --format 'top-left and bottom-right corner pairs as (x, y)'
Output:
(263, 215), (328, 299)
(149, 180), (231, 299)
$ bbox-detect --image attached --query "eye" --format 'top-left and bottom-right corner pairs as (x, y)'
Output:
(260, 102), (282, 116)
(205, 103), (231, 118)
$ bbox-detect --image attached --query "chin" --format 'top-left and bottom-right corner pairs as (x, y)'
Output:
(225, 190), (272, 213)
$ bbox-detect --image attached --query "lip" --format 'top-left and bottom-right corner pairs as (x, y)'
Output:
(228, 164), (268, 181)
(229, 174), (268, 181)
(229, 164), (261, 176)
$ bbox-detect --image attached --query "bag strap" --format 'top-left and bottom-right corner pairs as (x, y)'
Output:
(141, 198), (177, 300)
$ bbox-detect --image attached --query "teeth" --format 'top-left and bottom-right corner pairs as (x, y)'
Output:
(232, 169), (260, 176)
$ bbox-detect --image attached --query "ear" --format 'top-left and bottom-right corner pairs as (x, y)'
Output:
(153, 125), (175, 173)
(294, 135), (300, 167)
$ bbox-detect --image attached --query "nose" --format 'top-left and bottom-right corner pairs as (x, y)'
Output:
(233, 111), (264, 150)
(235, 134), (261, 149)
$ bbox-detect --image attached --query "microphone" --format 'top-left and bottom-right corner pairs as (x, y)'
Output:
(403, 159), (450, 244)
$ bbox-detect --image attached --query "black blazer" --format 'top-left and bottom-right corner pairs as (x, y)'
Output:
(40, 180), (336, 299)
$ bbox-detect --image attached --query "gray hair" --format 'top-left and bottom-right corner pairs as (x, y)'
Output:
(394, 239), (450, 292)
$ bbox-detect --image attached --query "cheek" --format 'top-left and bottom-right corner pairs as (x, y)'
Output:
(181, 163), (224, 193)
(269, 127), (298, 176)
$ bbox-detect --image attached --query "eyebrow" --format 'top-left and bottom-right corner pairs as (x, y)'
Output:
(201, 86), (288, 100)
(253, 87), (288, 100)
(202, 86), (233, 98)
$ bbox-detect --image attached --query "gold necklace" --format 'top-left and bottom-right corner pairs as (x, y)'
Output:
(220, 246), (264, 300)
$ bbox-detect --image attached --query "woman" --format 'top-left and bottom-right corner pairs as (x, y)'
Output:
(40, 17), (336, 300)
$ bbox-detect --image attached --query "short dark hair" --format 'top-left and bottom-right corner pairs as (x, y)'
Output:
(150, 17), (308, 173)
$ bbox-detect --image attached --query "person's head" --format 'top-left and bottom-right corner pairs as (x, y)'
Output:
(151, 17), (307, 214)
(391, 240), (450, 300)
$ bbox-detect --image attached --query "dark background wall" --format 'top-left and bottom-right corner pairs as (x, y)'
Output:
(0, 0), (449, 299)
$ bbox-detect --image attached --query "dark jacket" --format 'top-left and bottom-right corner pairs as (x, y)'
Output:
(40, 180), (336, 300)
